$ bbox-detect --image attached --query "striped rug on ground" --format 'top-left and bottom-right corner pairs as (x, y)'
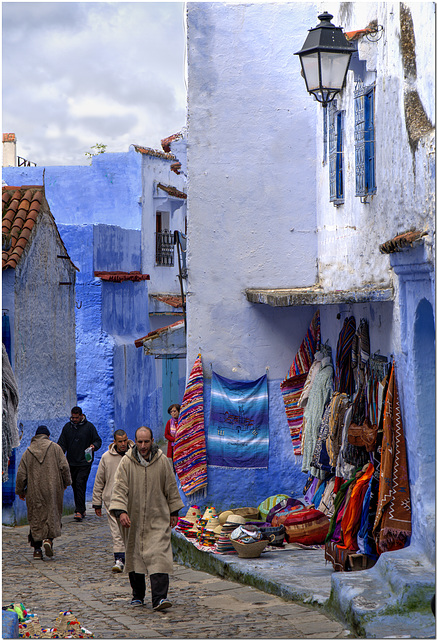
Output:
(173, 353), (208, 497)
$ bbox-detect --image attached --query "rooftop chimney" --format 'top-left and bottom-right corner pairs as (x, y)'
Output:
(3, 133), (17, 167)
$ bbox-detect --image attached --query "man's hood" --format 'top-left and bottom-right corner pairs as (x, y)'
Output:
(28, 435), (53, 464)
(108, 440), (134, 455)
(126, 442), (162, 466)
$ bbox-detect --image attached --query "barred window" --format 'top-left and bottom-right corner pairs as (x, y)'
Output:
(355, 82), (376, 198)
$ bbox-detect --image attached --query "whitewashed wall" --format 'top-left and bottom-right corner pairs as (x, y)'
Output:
(186, 2), (319, 378)
(139, 151), (187, 295)
(316, 1), (435, 298)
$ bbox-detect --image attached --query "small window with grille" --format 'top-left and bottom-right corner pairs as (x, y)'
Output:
(156, 211), (175, 266)
(355, 82), (376, 199)
(329, 101), (345, 206)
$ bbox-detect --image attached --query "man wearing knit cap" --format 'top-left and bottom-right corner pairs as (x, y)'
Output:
(15, 426), (72, 559)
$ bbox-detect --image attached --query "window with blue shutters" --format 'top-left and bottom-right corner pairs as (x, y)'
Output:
(329, 101), (344, 205)
(355, 82), (376, 200)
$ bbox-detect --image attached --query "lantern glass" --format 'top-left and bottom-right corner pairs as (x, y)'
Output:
(300, 53), (319, 91)
(320, 52), (352, 89)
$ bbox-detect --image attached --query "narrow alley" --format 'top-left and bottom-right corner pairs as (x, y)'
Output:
(2, 508), (351, 639)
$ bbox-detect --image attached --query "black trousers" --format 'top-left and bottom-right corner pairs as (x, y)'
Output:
(69, 465), (92, 515)
(28, 532), (52, 549)
(129, 572), (169, 607)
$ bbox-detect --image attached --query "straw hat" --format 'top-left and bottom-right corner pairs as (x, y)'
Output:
(202, 507), (217, 520)
(226, 514), (246, 525)
(205, 516), (220, 530)
(218, 510), (234, 524)
(186, 506), (201, 519)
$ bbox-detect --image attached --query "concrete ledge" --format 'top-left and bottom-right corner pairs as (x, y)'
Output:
(172, 530), (333, 607)
(245, 285), (394, 307)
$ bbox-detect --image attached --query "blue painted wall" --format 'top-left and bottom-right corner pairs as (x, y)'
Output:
(57, 223), (158, 498)
(2, 149), (143, 229)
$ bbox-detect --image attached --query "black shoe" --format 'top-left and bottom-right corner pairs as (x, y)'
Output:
(130, 599), (144, 606)
(33, 549), (43, 559)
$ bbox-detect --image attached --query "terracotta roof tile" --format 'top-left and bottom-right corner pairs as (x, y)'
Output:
(94, 270), (150, 282)
(134, 319), (184, 348)
(2, 185), (51, 269)
(153, 295), (183, 308)
(161, 132), (183, 153)
(379, 230), (427, 254)
(157, 183), (187, 199)
(133, 145), (176, 161)
(171, 162), (182, 175)
(3, 133), (16, 142)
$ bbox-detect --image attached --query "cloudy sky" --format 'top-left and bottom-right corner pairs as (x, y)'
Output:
(2, 2), (187, 165)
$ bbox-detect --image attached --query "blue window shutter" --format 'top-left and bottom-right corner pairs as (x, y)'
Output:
(329, 103), (337, 201)
(355, 87), (365, 196)
(364, 89), (376, 193)
(329, 101), (344, 204)
(336, 112), (344, 200)
(355, 82), (376, 197)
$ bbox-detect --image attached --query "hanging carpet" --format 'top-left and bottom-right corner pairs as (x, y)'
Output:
(281, 311), (321, 455)
(173, 353), (208, 497)
(373, 363), (411, 553)
(208, 372), (269, 469)
(280, 373), (307, 456)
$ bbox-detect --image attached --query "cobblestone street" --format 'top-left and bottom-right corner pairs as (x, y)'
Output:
(2, 508), (352, 639)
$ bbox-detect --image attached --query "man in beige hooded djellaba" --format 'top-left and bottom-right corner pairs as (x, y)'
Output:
(15, 426), (72, 559)
(110, 426), (184, 611)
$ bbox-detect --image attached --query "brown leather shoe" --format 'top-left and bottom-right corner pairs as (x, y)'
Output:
(43, 539), (53, 557)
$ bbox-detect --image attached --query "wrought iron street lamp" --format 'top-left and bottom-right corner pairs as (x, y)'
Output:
(294, 11), (354, 107)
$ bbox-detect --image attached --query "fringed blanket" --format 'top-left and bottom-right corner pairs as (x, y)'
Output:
(373, 363), (411, 553)
(281, 311), (320, 455)
(173, 353), (208, 497)
(286, 310), (321, 378)
(208, 372), (269, 469)
(335, 316), (356, 396)
(280, 373), (307, 456)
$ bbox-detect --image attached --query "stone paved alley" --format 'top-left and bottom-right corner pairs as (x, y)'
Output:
(2, 508), (352, 639)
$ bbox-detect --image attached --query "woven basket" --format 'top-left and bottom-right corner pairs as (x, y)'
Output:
(230, 534), (274, 558)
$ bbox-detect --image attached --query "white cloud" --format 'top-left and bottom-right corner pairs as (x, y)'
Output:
(2, 2), (187, 165)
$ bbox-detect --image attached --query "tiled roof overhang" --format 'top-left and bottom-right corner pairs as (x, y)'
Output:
(245, 285), (394, 307)
(379, 230), (427, 254)
(161, 132), (183, 153)
(133, 145), (175, 161)
(151, 294), (183, 308)
(157, 183), (187, 200)
(135, 319), (185, 356)
(94, 271), (150, 282)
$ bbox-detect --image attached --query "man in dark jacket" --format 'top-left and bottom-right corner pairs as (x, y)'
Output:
(58, 406), (102, 521)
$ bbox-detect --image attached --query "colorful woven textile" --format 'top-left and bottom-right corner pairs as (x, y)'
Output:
(287, 311), (321, 378)
(208, 372), (269, 468)
(335, 316), (356, 396)
(173, 353), (208, 496)
(280, 506), (330, 545)
(280, 373), (308, 455)
(373, 364), (411, 553)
